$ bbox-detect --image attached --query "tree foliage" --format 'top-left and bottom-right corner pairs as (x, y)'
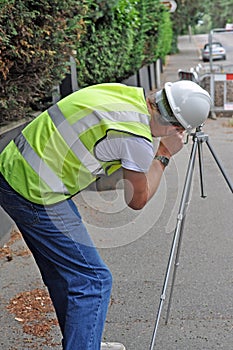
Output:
(207, 0), (233, 29)
(172, 0), (233, 36)
(0, 0), (172, 123)
(75, 0), (172, 86)
(172, 0), (206, 35)
(0, 0), (88, 123)
(75, 0), (141, 86)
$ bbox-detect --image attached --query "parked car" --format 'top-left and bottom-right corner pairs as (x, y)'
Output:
(202, 42), (226, 62)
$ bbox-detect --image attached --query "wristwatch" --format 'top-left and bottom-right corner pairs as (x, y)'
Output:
(154, 155), (170, 167)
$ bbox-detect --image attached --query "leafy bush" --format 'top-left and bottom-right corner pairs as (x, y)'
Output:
(75, 0), (172, 86)
(155, 8), (173, 63)
(75, 0), (142, 86)
(0, 0), (87, 123)
(0, 0), (173, 124)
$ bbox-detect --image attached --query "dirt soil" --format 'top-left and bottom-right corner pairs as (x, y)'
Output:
(0, 229), (61, 349)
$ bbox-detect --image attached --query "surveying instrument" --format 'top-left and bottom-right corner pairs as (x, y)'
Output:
(149, 124), (233, 350)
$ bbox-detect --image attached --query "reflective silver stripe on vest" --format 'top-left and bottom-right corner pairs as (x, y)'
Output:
(48, 104), (104, 175)
(72, 110), (150, 136)
(14, 133), (69, 194)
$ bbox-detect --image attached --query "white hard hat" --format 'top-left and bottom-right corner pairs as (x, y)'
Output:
(164, 81), (212, 132)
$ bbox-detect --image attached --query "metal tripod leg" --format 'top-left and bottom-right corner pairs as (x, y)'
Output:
(149, 136), (199, 350)
(165, 211), (187, 325)
(164, 131), (232, 326)
(197, 137), (207, 198)
(165, 135), (204, 324)
(206, 139), (233, 193)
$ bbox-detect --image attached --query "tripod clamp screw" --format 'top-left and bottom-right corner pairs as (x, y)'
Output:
(193, 131), (209, 143)
(177, 213), (183, 221)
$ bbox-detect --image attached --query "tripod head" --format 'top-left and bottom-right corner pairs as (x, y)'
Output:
(184, 124), (208, 145)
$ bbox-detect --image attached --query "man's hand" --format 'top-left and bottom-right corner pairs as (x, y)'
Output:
(157, 131), (184, 158)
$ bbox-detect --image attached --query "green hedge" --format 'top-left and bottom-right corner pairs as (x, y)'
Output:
(75, 0), (173, 85)
(0, 0), (88, 123)
(0, 0), (173, 124)
(75, 0), (141, 85)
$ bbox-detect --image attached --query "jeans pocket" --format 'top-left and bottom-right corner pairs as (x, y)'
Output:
(0, 185), (39, 227)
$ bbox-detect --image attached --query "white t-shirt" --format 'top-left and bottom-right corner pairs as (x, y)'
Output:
(95, 135), (154, 173)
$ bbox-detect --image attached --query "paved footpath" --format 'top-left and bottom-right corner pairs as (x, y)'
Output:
(0, 36), (233, 350)
(161, 34), (202, 84)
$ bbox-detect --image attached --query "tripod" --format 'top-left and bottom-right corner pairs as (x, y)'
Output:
(149, 125), (233, 350)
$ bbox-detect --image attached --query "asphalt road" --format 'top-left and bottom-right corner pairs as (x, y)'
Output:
(0, 35), (232, 350)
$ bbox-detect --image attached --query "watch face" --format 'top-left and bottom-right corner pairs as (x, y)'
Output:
(163, 156), (169, 166)
(160, 156), (169, 166)
(154, 155), (169, 167)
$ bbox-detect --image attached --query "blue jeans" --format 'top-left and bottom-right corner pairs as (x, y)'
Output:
(0, 174), (112, 350)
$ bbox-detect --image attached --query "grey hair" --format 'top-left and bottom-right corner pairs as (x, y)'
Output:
(146, 90), (158, 108)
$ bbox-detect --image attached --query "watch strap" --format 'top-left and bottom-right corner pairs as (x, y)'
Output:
(154, 155), (170, 167)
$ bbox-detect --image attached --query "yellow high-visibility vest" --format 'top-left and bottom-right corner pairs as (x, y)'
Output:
(0, 83), (152, 205)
